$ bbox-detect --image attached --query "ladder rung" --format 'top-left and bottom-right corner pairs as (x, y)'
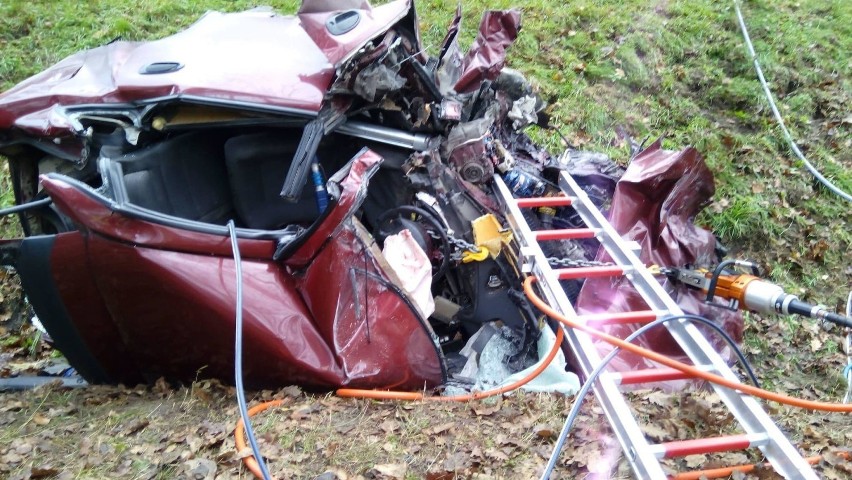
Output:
(515, 196), (573, 208)
(580, 310), (660, 325)
(610, 367), (694, 385)
(650, 434), (769, 459)
(555, 265), (625, 279)
(534, 228), (597, 240)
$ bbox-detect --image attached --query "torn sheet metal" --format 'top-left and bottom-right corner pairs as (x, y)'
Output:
(575, 141), (743, 386)
(435, 5), (464, 95)
(354, 63), (406, 102)
(455, 10), (522, 94)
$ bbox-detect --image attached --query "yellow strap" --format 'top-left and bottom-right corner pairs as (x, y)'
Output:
(461, 248), (490, 263)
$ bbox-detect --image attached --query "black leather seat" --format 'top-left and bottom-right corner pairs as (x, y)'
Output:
(224, 131), (320, 230)
(108, 131), (235, 225)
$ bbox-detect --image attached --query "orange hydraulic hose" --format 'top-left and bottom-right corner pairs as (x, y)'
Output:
(235, 400), (284, 480)
(235, 325), (564, 478)
(522, 276), (852, 413)
(672, 451), (851, 479)
(671, 456), (821, 480)
(337, 325), (563, 401)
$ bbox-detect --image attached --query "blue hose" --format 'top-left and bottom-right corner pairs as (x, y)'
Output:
(311, 156), (329, 212)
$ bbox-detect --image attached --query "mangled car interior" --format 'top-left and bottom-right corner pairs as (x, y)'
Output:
(0, 0), (741, 394)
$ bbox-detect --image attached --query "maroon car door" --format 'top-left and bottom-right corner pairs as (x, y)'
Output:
(19, 148), (444, 389)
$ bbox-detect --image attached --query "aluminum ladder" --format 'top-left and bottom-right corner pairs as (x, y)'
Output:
(493, 161), (817, 479)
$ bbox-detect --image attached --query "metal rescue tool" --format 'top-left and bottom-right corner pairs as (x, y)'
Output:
(664, 260), (852, 328)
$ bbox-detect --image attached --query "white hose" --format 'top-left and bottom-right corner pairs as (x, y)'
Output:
(734, 1), (852, 202)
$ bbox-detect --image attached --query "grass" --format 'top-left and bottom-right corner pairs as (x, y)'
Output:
(1, 0), (851, 477)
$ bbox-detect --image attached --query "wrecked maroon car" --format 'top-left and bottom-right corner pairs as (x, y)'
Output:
(0, 0), (737, 392)
(0, 0), (542, 389)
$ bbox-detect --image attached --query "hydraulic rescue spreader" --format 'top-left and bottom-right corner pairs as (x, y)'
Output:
(663, 259), (852, 329)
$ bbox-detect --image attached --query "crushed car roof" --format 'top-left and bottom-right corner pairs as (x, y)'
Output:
(0, 0), (413, 131)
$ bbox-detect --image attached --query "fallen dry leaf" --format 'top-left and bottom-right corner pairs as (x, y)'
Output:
(378, 419), (397, 434)
(32, 414), (50, 426)
(810, 337), (823, 352)
(428, 422), (454, 435)
(639, 422), (669, 442)
(533, 425), (557, 440)
(684, 454), (706, 468)
(473, 403), (501, 416)
(367, 463), (408, 479)
(30, 466), (61, 479)
(443, 451), (472, 472)
(183, 458), (217, 480)
(123, 418), (149, 436)
(426, 471), (455, 480)
(278, 385), (302, 398)
(289, 402), (320, 420)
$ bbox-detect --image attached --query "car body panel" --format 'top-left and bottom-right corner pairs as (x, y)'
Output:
(16, 233), (142, 384)
(16, 148), (445, 389)
(41, 176), (278, 259)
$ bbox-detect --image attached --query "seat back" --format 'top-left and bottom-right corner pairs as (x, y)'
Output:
(224, 131), (320, 230)
(114, 132), (235, 224)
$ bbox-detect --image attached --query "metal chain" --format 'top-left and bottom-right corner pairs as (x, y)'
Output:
(446, 234), (480, 254)
(427, 230), (481, 262)
(547, 257), (615, 268)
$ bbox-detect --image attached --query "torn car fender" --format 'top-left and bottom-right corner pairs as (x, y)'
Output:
(575, 141), (742, 389)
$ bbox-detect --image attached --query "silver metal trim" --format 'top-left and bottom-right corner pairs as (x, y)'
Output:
(335, 121), (438, 151)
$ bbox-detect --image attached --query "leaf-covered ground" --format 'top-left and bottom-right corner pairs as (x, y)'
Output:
(1, 0), (851, 478)
(0, 380), (849, 479)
